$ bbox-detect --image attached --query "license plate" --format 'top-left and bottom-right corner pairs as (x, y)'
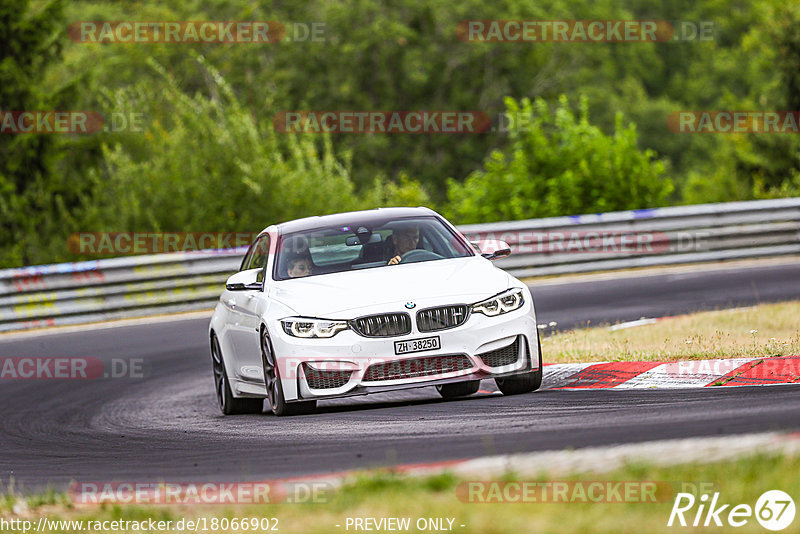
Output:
(394, 336), (440, 355)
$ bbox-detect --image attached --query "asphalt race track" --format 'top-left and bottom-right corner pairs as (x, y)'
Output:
(1, 261), (799, 491)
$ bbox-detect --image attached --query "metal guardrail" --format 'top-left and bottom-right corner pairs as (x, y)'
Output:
(1, 198), (798, 332)
(462, 197), (800, 277)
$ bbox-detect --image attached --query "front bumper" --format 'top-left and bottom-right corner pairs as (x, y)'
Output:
(270, 303), (539, 402)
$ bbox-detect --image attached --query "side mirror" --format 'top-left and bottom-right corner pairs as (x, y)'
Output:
(477, 239), (512, 261)
(226, 268), (263, 291)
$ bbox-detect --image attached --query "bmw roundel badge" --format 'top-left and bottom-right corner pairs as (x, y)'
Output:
(404, 302), (416, 309)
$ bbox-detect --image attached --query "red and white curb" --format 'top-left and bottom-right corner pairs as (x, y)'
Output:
(542, 356), (800, 389)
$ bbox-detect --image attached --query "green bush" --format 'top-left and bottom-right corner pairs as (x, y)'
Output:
(78, 55), (431, 245)
(444, 96), (672, 223)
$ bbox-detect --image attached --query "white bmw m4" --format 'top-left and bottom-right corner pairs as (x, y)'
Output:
(208, 207), (542, 416)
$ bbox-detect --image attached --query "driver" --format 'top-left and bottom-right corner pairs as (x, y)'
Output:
(387, 225), (420, 265)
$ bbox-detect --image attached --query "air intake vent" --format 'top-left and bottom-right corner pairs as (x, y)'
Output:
(351, 313), (411, 337)
(363, 354), (472, 381)
(478, 337), (521, 368)
(417, 305), (469, 332)
(303, 364), (352, 389)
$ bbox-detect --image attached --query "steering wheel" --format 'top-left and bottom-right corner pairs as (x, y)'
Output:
(399, 249), (443, 264)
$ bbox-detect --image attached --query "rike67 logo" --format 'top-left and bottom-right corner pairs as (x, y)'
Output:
(668, 490), (795, 531)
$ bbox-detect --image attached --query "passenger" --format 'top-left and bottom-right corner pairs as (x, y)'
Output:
(287, 256), (313, 278)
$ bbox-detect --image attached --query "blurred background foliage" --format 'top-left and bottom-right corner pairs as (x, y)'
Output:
(2, 0), (800, 266)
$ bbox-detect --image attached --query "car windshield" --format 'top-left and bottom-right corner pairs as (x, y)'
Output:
(273, 216), (473, 280)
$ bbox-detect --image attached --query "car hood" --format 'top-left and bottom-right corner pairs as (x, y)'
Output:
(270, 257), (514, 318)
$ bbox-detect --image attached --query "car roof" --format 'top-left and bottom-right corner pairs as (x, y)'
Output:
(273, 207), (438, 235)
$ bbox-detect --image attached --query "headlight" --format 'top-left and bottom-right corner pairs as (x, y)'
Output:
(281, 317), (349, 338)
(471, 288), (525, 317)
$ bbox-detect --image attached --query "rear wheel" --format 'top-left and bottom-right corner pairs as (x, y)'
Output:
(495, 334), (543, 396)
(211, 335), (264, 415)
(260, 328), (316, 416)
(436, 380), (480, 398)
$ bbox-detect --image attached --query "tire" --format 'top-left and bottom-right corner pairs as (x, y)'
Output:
(436, 380), (480, 398)
(495, 334), (543, 396)
(260, 328), (317, 417)
(211, 334), (264, 415)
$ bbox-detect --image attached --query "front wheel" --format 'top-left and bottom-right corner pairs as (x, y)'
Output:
(495, 334), (543, 396)
(436, 380), (480, 398)
(211, 335), (264, 415)
(261, 329), (316, 416)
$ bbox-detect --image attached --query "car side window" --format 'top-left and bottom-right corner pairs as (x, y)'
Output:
(247, 235), (270, 282)
(240, 243), (256, 272)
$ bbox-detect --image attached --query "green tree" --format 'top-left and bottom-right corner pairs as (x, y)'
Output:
(444, 96), (672, 223)
(60, 0), (664, 198)
(81, 56), (428, 242)
(0, 0), (74, 266)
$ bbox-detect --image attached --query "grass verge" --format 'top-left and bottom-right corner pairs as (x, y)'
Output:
(542, 300), (800, 363)
(2, 452), (799, 533)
